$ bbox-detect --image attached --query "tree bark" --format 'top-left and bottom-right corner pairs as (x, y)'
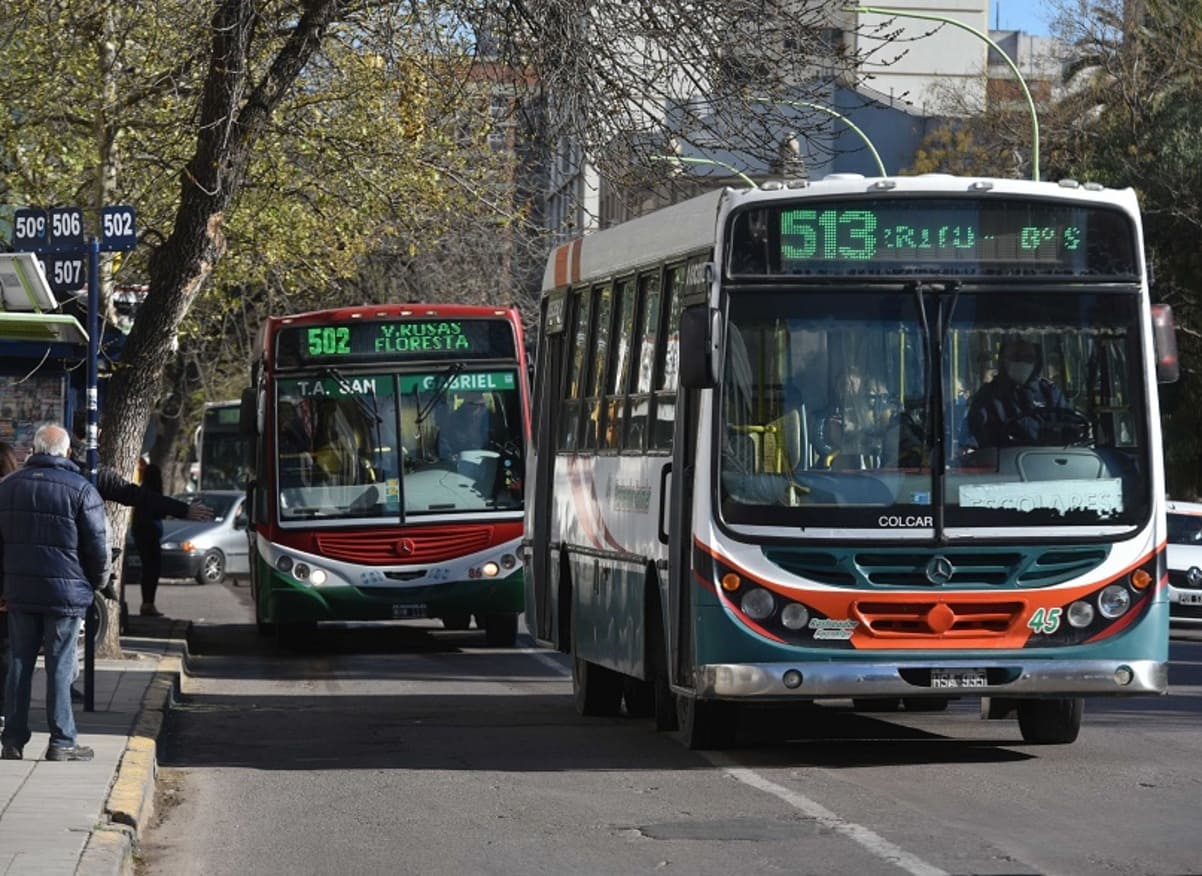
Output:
(95, 0), (344, 654)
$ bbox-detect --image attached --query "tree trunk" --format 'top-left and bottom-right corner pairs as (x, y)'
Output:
(93, 0), (343, 656)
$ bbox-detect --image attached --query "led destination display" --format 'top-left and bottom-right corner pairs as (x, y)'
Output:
(728, 197), (1138, 277)
(276, 318), (517, 367)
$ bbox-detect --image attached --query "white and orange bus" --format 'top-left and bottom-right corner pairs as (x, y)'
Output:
(525, 175), (1179, 747)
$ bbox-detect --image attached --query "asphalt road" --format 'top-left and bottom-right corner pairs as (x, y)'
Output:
(135, 579), (1202, 876)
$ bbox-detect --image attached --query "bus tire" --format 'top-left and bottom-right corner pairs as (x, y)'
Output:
(622, 676), (654, 718)
(441, 612), (472, 631)
(902, 697), (950, 712)
(254, 593), (274, 637)
(276, 621), (317, 651)
(1016, 697), (1083, 745)
(852, 697), (901, 712)
(573, 655), (622, 717)
(483, 612), (518, 647)
(675, 695), (737, 750)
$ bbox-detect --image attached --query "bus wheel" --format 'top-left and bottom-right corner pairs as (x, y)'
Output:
(441, 612), (472, 631)
(902, 697), (950, 712)
(483, 612), (518, 647)
(622, 676), (654, 718)
(1016, 697), (1083, 745)
(675, 695), (737, 750)
(276, 621), (316, 651)
(852, 697), (901, 712)
(573, 655), (622, 717)
(254, 595), (274, 637)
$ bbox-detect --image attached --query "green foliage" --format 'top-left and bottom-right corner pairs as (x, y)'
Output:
(1, 0), (531, 470)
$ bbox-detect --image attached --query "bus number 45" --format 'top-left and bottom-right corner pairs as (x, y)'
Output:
(1027, 606), (1062, 634)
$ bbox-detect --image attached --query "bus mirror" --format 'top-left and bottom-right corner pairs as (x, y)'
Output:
(679, 305), (720, 389)
(1152, 304), (1179, 384)
(239, 387), (258, 436)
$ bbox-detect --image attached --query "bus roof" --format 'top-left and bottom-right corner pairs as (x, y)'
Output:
(266, 303), (520, 328)
(542, 174), (1141, 293)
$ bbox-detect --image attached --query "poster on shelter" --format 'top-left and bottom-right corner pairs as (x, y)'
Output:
(0, 375), (66, 462)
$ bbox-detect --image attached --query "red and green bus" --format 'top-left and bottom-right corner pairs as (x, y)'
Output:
(243, 303), (530, 646)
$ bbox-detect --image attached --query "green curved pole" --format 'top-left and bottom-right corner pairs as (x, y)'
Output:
(753, 97), (888, 176)
(851, 5), (1040, 181)
(650, 154), (758, 189)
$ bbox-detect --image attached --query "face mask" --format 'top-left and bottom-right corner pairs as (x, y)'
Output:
(1005, 361), (1035, 384)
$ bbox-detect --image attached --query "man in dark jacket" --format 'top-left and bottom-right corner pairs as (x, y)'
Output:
(0, 424), (109, 762)
(962, 338), (1077, 450)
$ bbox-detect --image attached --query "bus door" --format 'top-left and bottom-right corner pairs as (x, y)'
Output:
(667, 303), (711, 688)
(527, 292), (568, 647)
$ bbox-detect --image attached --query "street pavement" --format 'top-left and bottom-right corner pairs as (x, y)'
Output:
(0, 588), (203, 876)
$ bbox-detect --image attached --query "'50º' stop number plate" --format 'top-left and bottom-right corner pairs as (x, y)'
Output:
(930, 668), (987, 689)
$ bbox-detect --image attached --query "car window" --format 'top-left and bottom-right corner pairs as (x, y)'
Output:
(1167, 513), (1202, 545)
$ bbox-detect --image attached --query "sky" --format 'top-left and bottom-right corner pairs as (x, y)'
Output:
(990, 0), (1054, 35)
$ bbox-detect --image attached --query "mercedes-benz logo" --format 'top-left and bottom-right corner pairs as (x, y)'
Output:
(1188, 566), (1202, 588)
(926, 555), (955, 585)
(396, 538), (416, 557)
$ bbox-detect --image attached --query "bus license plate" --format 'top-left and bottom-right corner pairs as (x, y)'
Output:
(392, 603), (427, 619)
(1180, 591), (1202, 606)
(931, 668), (987, 689)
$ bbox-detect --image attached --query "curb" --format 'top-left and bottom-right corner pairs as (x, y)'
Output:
(77, 621), (191, 876)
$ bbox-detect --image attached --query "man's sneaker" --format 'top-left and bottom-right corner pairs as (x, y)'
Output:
(45, 744), (94, 762)
(140, 603), (164, 617)
(1, 744), (22, 760)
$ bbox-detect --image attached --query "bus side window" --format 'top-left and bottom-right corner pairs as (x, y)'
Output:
(582, 283), (613, 452)
(602, 277), (637, 451)
(651, 264), (685, 451)
(625, 270), (661, 452)
(559, 287), (592, 451)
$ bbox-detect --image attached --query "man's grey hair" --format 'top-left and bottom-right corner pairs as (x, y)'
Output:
(33, 424), (72, 458)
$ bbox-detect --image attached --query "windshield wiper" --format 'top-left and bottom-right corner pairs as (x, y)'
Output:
(318, 366), (383, 426)
(417, 361), (465, 425)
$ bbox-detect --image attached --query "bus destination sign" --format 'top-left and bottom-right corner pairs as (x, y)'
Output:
(276, 318), (517, 367)
(728, 197), (1138, 278)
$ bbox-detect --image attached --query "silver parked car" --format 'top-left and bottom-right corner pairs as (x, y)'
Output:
(126, 491), (249, 586)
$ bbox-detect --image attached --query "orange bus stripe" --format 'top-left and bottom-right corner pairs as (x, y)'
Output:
(554, 244), (570, 287)
(570, 238), (582, 285)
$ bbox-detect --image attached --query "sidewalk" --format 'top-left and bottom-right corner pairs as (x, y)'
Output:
(0, 613), (186, 876)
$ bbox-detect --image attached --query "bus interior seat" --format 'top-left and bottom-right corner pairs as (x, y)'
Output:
(1015, 448), (1110, 481)
(734, 408), (807, 474)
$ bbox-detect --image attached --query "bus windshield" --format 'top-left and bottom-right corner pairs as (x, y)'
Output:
(718, 287), (1150, 533)
(275, 369), (524, 522)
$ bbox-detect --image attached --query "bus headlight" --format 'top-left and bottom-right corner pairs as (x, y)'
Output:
(481, 561), (500, 578)
(780, 603), (809, 630)
(1098, 584), (1131, 619)
(500, 554), (517, 570)
(1066, 601), (1094, 628)
(740, 588), (775, 620)
(293, 563), (310, 581)
(309, 568), (328, 586)
(276, 555), (294, 573)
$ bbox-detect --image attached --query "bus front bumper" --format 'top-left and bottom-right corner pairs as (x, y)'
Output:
(692, 658), (1167, 700)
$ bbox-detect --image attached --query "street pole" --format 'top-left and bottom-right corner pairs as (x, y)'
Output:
(850, 4), (1040, 181)
(650, 154), (758, 188)
(83, 235), (100, 712)
(752, 97), (888, 176)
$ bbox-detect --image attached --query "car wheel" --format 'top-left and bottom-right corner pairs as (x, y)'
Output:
(197, 549), (226, 586)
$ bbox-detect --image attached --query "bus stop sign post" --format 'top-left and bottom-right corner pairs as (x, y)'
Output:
(11, 205), (136, 712)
